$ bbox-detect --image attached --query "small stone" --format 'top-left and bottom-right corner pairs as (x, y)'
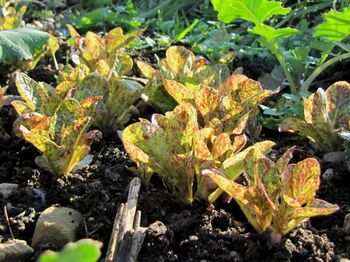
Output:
(0, 183), (18, 199)
(147, 221), (167, 236)
(0, 239), (33, 262)
(322, 169), (335, 181)
(189, 235), (199, 241)
(344, 213), (350, 234)
(322, 151), (345, 163)
(31, 206), (83, 248)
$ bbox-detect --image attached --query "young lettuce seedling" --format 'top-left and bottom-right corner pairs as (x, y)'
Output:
(67, 25), (142, 78)
(12, 72), (102, 117)
(280, 81), (350, 152)
(58, 64), (144, 130)
(137, 45), (230, 112)
(13, 99), (101, 176)
(205, 148), (338, 242)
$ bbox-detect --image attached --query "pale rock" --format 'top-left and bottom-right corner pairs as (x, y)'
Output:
(0, 183), (18, 199)
(0, 239), (33, 262)
(31, 206), (83, 248)
(322, 151), (345, 163)
(343, 213), (350, 234)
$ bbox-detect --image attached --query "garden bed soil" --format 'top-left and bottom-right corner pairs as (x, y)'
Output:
(1, 101), (350, 261)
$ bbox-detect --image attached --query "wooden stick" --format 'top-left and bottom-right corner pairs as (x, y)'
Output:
(106, 177), (145, 262)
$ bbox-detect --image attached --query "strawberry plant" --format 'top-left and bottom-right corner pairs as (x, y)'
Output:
(205, 147), (339, 242)
(136, 45), (230, 112)
(280, 81), (350, 152)
(13, 99), (101, 176)
(67, 25), (142, 78)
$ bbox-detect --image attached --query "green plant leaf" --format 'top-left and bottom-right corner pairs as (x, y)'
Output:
(38, 239), (102, 262)
(314, 7), (350, 42)
(0, 27), (50, 64)
(211, 0), (290, 24)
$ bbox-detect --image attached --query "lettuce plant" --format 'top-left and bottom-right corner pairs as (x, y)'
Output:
(136, 45), (230, 112)
(67, 25), (141, 78)
(163, 73), (276, 136)
(0, 0), (26, 30)
(13, 99), (101, 176)
(205, 147), (339, 242)
(280, 81), (350, 152)
(13, 71), (142, 130)
(58, 65), (144, 130)
(12, 72), (102, 117)
(123, 101), (274, 205)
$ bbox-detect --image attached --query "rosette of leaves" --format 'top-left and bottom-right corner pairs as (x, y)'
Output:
(67, 24), (141, 77)
(280, 81), (350, 152)
(136, 45), (230, 112)
(123, 101), (275, 205)
(163, 73), (277, 137)
(12, 72), (102, 117)
(13, 99), (102, 176)
(58, 65), (144, 130)
(205, 147), (339, 242)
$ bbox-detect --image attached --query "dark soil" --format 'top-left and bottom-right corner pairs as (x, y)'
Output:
(1, 97), (349, 262)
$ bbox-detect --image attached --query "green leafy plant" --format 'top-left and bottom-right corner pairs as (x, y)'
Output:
(136, 45), (230, 112)
(13, 71), (142, 130)
(205, 147), (339, 242)
(162, 73), (277, 137)
(67, 24), (141, 78)
(0, 27), (59, 70)
(212, 0), (350, 95)
(280, 81), (350, 152)
(59, 65), (144, 130)
(122, 100), (275, 205)
(38, 238), (102, 262)
(12, 72), (102, 117)
(13, 99), (102, 176)
(0, 0), (27, 30)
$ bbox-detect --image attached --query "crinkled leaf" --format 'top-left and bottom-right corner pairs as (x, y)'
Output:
(205, 170), (274, 233)
(211, 0), (290, 24)
(284, 158), (320, 205)
(314, 7), (350, 42)
(325, 81), (350, 128)
(0, 27), (50, 64)
(293, 198), (339, 218)
(163, 79), (194, 104)
(165, 46), (195, 76)
(303, 89), (328, 125)
(137, 60), (156, 79)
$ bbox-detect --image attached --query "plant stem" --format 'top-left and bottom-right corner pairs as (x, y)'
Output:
(301, 52), (350, 93)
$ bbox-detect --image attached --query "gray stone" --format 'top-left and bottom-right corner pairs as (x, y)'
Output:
(0, 183), (18, 199)
(0, 239), (33, 262)
(32, 206), (83, 248)
(343, 213), (350, 234)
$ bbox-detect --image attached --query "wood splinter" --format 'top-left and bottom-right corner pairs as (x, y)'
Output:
(106, 177), (146, 262)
